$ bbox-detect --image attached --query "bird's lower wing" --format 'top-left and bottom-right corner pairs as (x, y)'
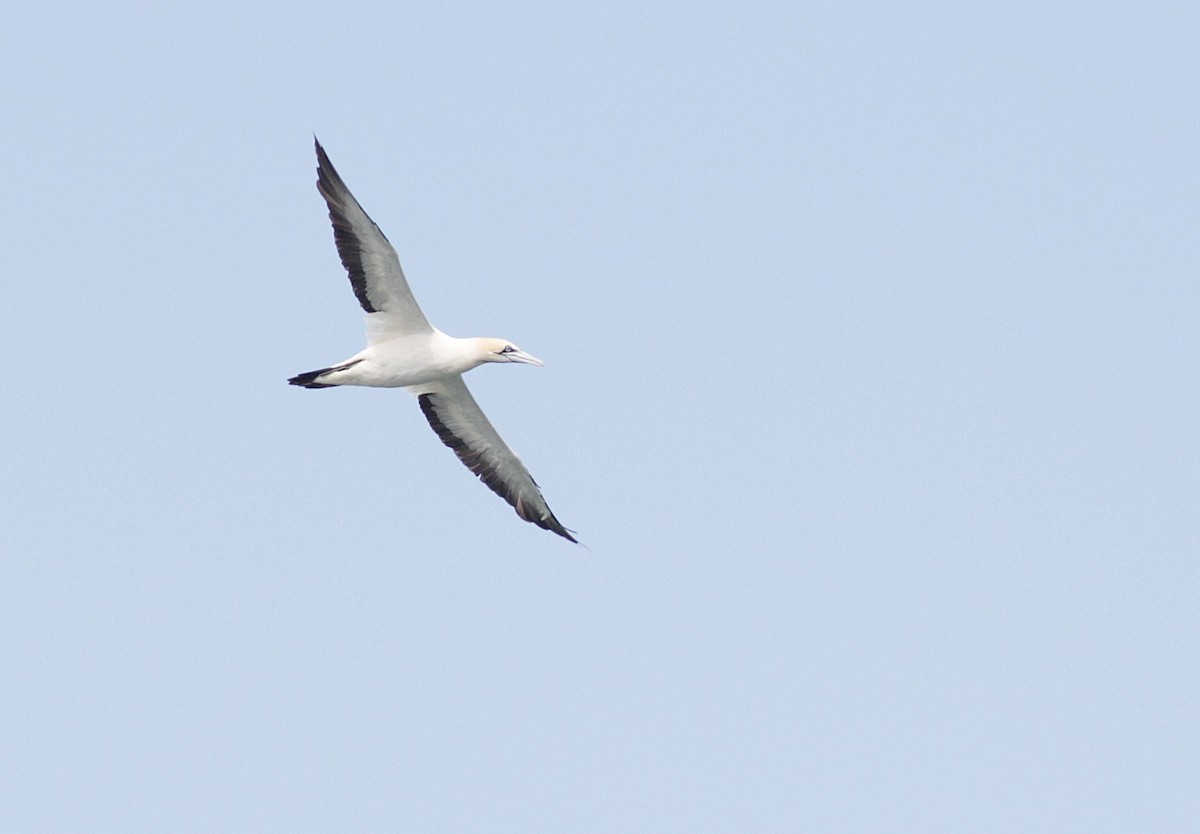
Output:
(409, 375), (576, 542)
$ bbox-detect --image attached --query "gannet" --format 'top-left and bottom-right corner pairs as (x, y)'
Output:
(289, 139), (576, 543)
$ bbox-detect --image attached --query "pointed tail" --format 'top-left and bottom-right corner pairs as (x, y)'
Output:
(288, 367), (340, 388)
(288, 358), (363, 388)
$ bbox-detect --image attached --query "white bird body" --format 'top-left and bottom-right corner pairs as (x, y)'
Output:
(290, 139), (576, 542)
(315, 332), (541, 389)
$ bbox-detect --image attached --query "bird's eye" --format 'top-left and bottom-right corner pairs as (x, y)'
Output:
(500, 345), (516, 354)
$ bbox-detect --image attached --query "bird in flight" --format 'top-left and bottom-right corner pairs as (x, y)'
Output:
(290, 139), (576, 542)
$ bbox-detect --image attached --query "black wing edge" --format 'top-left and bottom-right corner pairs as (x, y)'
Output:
(418, 393), (579, 543)
(313, 137), (383, 314)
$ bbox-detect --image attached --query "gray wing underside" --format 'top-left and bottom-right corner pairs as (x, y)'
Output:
(413, 376), (576, 542)
(314, 139), (433, 339)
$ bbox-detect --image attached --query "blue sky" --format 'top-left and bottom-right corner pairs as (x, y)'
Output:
(2, 1), (1198, 830)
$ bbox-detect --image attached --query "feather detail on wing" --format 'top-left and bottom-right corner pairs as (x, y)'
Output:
(314, 138), (433, 340)
(413, 376), (576, 542)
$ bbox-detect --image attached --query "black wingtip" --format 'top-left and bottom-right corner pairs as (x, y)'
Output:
(546, 518), (579, 544)
(314, 138), (336, 182)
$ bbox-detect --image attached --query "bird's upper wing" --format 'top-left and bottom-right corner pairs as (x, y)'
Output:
(411, 375), (576, 542)
(315, 139), (433, 340)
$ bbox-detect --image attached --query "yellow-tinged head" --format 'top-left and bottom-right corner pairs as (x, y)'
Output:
(476, 338), (544, 366)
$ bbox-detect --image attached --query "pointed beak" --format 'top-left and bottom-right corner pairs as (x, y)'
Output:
(507, 350), (544, 366)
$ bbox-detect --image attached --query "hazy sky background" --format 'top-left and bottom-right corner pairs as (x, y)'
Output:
(2, 1), (1198, 830)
